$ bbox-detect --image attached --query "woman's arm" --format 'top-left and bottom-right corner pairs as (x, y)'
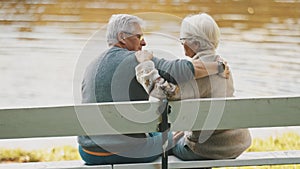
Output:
(135, 60), (181, 100)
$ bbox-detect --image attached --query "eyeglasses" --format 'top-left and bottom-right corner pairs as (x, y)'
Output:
(179, 38), (191, 45)
(123, 32), (144, 41)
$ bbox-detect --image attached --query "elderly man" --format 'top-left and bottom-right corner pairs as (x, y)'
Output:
(77, 14), (227, 165)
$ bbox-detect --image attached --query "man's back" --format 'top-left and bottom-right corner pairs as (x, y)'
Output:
(82, 46), (149, 103)
(79, 46), (151, 158)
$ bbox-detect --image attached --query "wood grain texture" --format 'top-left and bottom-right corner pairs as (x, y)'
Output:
(0, 96), (299, 139)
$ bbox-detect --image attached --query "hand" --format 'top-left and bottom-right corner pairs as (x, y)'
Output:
(217, 56), (230, 79)
(172, 131), (184, 145)
(159, 81), (180, 100)
(135, 50), (153, 63)
(222, 61), (230, 79)
(145, 78), (181, 100)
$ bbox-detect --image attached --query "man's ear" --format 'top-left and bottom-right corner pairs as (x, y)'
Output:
(118, 32), (126, 44)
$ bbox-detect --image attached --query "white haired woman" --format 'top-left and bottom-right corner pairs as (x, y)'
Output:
(135, 13), (251, 161)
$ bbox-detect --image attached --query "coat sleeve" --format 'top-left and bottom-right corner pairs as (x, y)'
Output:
(152, 57), (195, 84)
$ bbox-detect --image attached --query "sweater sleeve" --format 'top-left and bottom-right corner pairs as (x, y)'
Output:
(152, 57), (195, 84)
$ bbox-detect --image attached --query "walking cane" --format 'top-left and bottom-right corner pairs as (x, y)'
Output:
(158, 99), (171, 169)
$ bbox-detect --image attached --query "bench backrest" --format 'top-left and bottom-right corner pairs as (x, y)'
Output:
(1, 96), (300, 139)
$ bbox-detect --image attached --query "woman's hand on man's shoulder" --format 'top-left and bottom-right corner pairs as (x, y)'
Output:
(135, 50), (153, 63)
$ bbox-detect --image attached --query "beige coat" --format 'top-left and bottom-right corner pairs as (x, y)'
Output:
(179, 51), (252, 159)
(135, 51), (252, 159)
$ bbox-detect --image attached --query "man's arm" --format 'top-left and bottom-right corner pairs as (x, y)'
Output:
(135, 51), (229, 84)
(152, 57), (194, 84)
(134, 52), (229, 100)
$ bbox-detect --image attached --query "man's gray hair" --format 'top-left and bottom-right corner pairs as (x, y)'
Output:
(106, 14), (144, 46)
(180, 13), (220, 52)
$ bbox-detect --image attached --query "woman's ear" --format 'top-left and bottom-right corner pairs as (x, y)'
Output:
(191, 41), (200, 53)
(118, 32), (126, 44)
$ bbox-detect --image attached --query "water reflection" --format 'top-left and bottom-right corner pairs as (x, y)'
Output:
(0, 0), (299, 107)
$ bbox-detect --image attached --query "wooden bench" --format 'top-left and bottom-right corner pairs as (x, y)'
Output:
(0, 96), (300, 169)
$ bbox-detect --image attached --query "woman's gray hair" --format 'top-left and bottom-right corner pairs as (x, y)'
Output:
(106, 14), (144, 46)
(180, 13), (220, 52)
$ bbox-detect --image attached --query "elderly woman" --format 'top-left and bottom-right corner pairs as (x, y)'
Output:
(135, 13), (251, 161)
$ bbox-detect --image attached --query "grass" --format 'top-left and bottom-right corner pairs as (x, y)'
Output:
(0, 132), (299, 169)
(0, 145), (80, 163)
(248, 132), (300, 152)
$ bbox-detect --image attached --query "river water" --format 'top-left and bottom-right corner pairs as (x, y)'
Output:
(0, 0), (299, 149)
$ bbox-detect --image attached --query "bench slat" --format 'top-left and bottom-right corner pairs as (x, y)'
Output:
(113, 151), (300, 169)
(1, 151), (299, 169)
(0, 160), (112, 169)
(169, 95), (300, 131)
(0, 96), (299, 139)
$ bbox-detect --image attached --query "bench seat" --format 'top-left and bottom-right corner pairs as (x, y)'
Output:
(1, 150), (300, 169)
(0, 160), (112, 169)
(113, 150), (300, 169)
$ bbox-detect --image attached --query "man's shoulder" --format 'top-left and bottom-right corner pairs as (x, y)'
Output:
(109, 46), (135, 55)
(101, 46), (135, 63)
